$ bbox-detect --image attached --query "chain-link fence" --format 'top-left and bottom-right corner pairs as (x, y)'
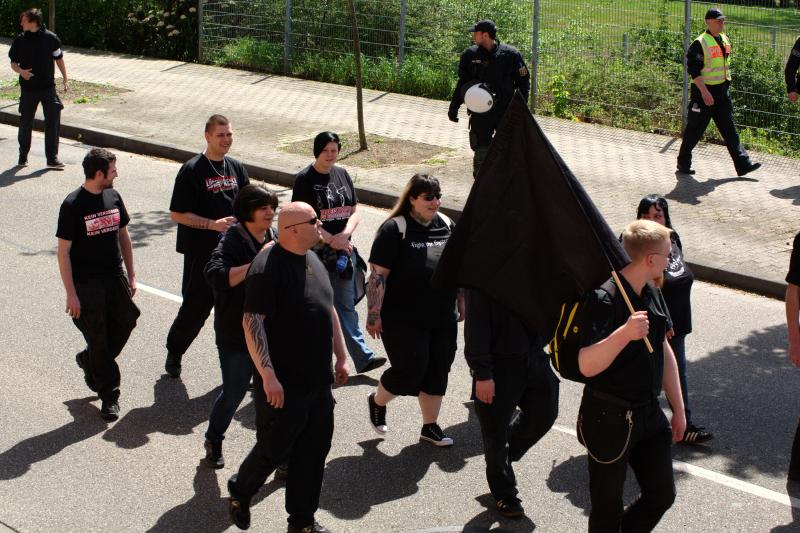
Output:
(199, 0), (800, 157)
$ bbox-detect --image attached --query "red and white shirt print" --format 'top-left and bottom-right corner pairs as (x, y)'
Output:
(205, 176), (239, 193)
(84, 208), (121, 237)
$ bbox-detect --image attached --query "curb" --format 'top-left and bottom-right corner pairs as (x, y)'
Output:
(0, 110), (786, 300)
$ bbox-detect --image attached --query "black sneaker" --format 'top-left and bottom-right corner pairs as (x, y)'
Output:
(17, 155), (27, 167)
(420, 423), (453, 447)
(274, 464), (289, 482)
(358, 356), (387, 374)
(676, 166), (695, 175)
(204, 439), (224, 469)
(100, 400), (120, 421)
(47, 159), (65, 169)
(287, 522), (331, 533)
(228, 476), (251, 530)
(737, 162), (761, 176)
(680, 424), (714, 445)
(368, 392), (388, 435)
(496, 497), (525, 518)
(75, 350), (97, 392)
(165, 352), (182, 378)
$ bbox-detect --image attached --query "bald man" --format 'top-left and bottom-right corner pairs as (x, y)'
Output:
(227, 202), (348, 533)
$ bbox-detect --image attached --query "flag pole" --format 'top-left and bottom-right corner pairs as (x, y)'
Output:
(610, 270), (655, 354)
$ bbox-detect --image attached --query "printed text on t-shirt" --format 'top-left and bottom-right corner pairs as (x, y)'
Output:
(84, 208), (121, 236)
(205, 176), (238, 193)
(410, 239), (447, 249)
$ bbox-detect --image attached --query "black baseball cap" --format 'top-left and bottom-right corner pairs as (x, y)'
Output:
(705, 8), (725, 20)
(469, 20), (497, 35)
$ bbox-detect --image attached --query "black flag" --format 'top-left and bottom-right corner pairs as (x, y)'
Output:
(432, 94), (629, 337)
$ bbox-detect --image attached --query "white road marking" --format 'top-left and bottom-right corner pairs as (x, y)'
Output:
(552, 424), (800, 510)
(135, 281), (800, 512)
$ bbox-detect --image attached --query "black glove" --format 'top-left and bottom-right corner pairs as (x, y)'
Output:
(448, 106), (459, 123)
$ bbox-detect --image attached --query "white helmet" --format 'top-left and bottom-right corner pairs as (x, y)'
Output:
(464, 83), (495, 114)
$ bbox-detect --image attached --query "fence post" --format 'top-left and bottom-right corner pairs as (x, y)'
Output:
(284, 0), (293, 74)
(772, 28), (777, 51)
(530, 0), (540, 112)
(681, 0), (691, 136)
(622, 33), (628, 59)
(197, 0), (204, 63)
(399, 0), (407, 64)
(48, 0), (55, 32)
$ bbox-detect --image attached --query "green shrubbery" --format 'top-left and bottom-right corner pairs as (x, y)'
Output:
(1, 0), (198, 62)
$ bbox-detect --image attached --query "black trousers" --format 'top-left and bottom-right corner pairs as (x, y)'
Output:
(789, 417), (800, 479)
(72, 275), (140, 402)
(578, 390), (675, 533)
(677, 84), (751, 173)
(231, 372), (335, 529)
(166, 251), (214, 357)
(469, 109), (503, 178)
(474, 352), (559, 502)
(18, 86), (63, 162)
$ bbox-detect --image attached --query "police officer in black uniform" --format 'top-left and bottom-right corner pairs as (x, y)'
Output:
(676, 8), (760, 177)
(785, 36), (800, 104)
(448, 20), (530, 178)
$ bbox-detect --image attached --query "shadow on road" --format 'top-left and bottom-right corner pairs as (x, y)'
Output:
(0, 396), (105, 480)
(145, 461), (282, 533)
(665, 174), (758, 206)
(103, 375), (218, 449)
(319, 402), (483, 520)
(675, 324), (796, 480)
(770, 186), (800, 206)
(0, 165), (55, 188)
(128, 210), (176, 249)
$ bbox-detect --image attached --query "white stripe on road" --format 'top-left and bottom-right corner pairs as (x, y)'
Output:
(134, 281), (800, 511)
(552, 424), (800, 510)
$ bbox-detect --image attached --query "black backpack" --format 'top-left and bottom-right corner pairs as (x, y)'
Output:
(548, 278), (619, 383)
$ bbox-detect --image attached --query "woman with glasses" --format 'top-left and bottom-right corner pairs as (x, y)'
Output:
(365, 174), (465, 446)
(637, 194), (713, 445)
(292, 131), (386, 375)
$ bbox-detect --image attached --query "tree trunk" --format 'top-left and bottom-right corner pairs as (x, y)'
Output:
(48, 0), (55, 31)
(347, 0), (368, 151)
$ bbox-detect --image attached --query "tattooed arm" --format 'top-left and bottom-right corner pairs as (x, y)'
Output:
(170, 211), (236, 232)
(243, 311), (284, 408)
(366, 264), (391, 339)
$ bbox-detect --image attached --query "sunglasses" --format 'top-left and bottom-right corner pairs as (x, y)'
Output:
(419, 193), (442, 201)
(283, 216), (318, 229)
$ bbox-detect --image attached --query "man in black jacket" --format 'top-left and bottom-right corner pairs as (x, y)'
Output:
(786, 37), (800, 104)
(8, 7), (68, 168)
(464, 289), (559, 519)
(448, 20), (530, 177)
(202, 184), (278, 469)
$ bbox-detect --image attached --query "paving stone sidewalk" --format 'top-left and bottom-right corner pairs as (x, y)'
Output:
(1, 40), (798, 294)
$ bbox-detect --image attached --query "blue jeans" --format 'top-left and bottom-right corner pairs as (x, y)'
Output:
(669, 334), (692, 426)
(206, 346), (253, 442)
(328, 250), (374, 371)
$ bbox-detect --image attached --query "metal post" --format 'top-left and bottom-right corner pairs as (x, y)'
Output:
(681, 0), (691, 136)
(198, 0), (204, 63)
(284, 0), (293, 74)
(772, 28), (777, 51)
(530, 0), (540, 112)
(622, 33), (628, 60)
(398, 0), (407, 64)
(48, 0), (55, 31)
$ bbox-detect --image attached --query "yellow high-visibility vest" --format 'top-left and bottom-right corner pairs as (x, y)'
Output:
(697, 32), (732, 85)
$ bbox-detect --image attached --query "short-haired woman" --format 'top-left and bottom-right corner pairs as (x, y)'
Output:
(365, 174), (464, 446)
(202, 184), (278, 468)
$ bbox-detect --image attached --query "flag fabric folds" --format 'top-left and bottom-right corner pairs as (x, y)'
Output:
(432, 94), (629, 338)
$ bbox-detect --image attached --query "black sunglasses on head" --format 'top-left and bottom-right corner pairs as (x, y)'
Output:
(283, 216), (318, 229)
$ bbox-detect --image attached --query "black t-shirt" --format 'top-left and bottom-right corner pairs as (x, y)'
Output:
(8, 29), (63, 91)
(169, 154), (249, 255)
(291, 164), (357, 236)
(369, 214), (458, 326)
(786, 37), (800, 94)
(56, 186), (130, 281)
(786, 232), (800, 286)
(661, 233), (693, 336)
(579, 275), (669, 404)
(243, 244), (334, 389)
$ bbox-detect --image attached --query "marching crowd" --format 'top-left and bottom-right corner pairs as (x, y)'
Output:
(4, 3), (797, 532)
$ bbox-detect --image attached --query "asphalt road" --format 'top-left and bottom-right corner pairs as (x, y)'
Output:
(0, 125), (798, 532)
